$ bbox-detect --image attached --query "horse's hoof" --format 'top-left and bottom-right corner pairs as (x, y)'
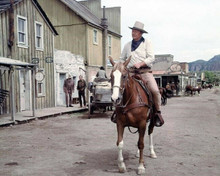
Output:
(119, 166), (126, 173)
(150, 153), (157, 159)
(119, 168), (126, 173)
(138, 169), (145, 175)
(138, 166), (145, 175)
(118, 163), (126, 173)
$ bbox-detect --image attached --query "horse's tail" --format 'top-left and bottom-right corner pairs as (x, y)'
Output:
(148, 116), (154, 135)
(148, 107), (156, 135)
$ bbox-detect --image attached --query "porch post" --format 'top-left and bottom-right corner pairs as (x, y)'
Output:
(9, 67), (15, 121)
(32, 67), (36, 117)
(181, 70), (184, 93)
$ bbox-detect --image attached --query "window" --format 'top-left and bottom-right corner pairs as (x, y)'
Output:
(93, 29), (98, 44)
(35, 22), (43, 50)
(37, 80), (45, 96)
(108, 35), (112, 56)
(17, 15), (28, 46)
(36, 69), (45, 97)
(37, 82), (43, 94)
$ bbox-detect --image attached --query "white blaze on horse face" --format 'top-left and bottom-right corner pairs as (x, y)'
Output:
(112, 70), (122, 101)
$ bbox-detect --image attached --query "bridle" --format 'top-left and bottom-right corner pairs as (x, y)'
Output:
(111, 69), (131, 107)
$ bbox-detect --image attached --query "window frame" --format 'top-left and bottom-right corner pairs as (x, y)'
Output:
(17, 15), (28, 47)
(93, 29), (98, 45)
(35, 21), (44, 50)
(36, 69), (45, 97)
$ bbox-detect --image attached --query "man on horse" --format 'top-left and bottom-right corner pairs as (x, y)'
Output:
(119, 21), (163, 121)
(109, 21), (163, 174)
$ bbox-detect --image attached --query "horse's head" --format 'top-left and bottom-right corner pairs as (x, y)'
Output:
(109, 56), (131, 106)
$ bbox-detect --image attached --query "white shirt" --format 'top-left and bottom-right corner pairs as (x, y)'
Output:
(120, 38), (155, 68)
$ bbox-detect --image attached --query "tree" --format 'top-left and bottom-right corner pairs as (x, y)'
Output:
(204, 71), (220, 85)
(204, 71), (215, 83)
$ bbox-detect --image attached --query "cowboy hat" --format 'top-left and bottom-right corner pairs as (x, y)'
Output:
(68, 74), (72, 78)
(129, 21), (148, 33)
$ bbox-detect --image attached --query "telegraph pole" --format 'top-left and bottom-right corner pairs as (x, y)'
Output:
(101, 6), (108, 71)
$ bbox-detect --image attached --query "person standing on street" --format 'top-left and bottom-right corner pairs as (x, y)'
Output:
(77, 75), (86, 107)
(176, 80), (180, 96)
(63, 74), (74, 107)
(120, 21), (163, 122)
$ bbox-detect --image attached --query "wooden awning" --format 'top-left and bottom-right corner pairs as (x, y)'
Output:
(0, 57), (36, 122)
(0, 57), (36, 68)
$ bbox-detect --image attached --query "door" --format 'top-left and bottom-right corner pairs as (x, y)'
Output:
(58, 73), (66, 106)
(19, 70), (31, 111)
(20, 71), (26, 111)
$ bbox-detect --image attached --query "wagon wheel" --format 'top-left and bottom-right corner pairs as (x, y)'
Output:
(88, 96), (94, 118)
(89, 105), (94, 114)
(164, 97), (167, 105)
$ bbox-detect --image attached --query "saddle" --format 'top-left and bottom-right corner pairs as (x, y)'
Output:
(132, 74), (153, 107)
(132, 75), (164, 127)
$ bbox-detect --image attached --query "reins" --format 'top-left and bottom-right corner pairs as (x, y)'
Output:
(113, 85), (123, 90)
(128, 126), (139, 134)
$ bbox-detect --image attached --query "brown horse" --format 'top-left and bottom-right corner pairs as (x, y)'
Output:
(193, 86), (201, 95)
(109, 56), (157, 174)
(185, 85), (194, 96)
(185, 85), (201, 96)
(202, 84), (213, 89)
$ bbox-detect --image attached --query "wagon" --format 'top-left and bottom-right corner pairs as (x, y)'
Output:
(88, 77), (113, 116)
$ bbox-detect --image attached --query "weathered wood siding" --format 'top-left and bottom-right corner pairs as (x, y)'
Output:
(105, 7), (121, 35)
(38, 0), (121, 67)
(0, 9), (8, 113)
(38, 0), (87, 58)
(109, 34), (121, 61)
(0, 10), (8, 58)
(0, 0), (56, 113)
(80, 0), (102, 18)
(87, 26), (103, 66)
(80, 0), (121, 35)
(86, 27), (121, 66)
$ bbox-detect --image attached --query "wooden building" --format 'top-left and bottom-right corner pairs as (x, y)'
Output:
(0, 0), (58, 115)
(152, 54), (191, 92)
(38, 0), (121, 80)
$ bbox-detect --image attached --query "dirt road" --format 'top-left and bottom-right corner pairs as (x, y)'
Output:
(0, 88), (220, 176)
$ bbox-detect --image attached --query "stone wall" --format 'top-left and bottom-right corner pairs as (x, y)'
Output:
(152, 54), (174, 71)
(54, 50), (86, 105)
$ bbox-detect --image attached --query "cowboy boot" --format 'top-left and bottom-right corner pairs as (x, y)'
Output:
(154, 111), (164, 127)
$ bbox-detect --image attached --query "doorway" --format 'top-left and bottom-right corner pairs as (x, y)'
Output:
(57, 73), (66, 106)
(19, 70), (31, 111)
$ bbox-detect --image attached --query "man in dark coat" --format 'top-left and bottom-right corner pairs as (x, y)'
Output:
(77, 75), (86, 107)
(63, 74), (74, 107)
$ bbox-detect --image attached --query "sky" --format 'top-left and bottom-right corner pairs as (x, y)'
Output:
(101, 0), (220, 62)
